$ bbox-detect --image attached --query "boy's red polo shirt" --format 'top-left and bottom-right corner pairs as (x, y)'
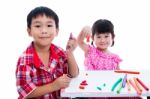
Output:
(16, 42), (68, 99)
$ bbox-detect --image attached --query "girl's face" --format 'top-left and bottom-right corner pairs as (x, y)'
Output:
(93, 33), (113, 51)
(27, 15), (58, 48)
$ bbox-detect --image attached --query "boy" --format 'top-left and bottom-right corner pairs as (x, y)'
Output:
(16, 6), (79, 99)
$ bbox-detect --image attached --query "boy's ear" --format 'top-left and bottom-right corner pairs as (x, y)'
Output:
(27, 28), (31, 36)
(55, 28), (59, 36)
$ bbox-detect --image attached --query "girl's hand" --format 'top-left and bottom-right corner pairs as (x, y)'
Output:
(80, 26), (92, 39)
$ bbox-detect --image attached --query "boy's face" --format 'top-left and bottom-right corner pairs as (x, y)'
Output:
(27, 15), (58, 47)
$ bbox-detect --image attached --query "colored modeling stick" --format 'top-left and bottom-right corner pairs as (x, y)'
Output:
(133, 77), (142, 92)
(69, 32), (73, 39)
(79, 85), (85, 89)
(86, 35), (90, 42)
(129, 79), (141, 95)
(97, 86), (102, 91)
(103, 83), (106, 87)
(111, 78), (122, 91)
(136, 77), (149, 91)
(80, 83), (88, 86)
(114, 70), (140, 74)
(122, 74), (127, 88)
(81, 80), (86, 84)
(66, 33), (73, 49)
(117, 81), (123, 94)
(127, 79), (131, 92)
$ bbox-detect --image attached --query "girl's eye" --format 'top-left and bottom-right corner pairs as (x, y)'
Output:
(97, 36), (101, 38)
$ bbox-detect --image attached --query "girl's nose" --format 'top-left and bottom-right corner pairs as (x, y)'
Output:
(100, 38), (105, 42)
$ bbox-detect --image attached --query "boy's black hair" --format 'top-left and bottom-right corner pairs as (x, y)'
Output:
(91, 19), (115, 46)
(27, 6), (59, 29)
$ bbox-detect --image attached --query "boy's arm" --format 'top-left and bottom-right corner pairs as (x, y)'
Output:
(66, 51), (79, 78)
(66, 37), (79, 78)
(26, 74), (71, 98)
(26, 81), (59, 98)
(16, 63), (71, 98)
(77, 26), (91, 54)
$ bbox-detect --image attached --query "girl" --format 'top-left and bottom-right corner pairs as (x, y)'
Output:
(78, 19), (121, 71)
(77, 19), (142, 99)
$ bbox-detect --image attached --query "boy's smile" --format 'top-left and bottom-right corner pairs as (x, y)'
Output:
(28, 15), (58, 48)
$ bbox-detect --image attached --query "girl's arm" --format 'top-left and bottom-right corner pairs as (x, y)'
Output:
(77, 26), (91, 54)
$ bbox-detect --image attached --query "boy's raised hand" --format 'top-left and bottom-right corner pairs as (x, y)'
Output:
(66, 33), (77, 52)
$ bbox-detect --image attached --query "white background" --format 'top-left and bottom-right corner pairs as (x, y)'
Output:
(0, 0), (150, 98)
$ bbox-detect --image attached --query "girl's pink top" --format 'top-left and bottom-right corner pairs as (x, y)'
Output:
(84, 45), (122, 70)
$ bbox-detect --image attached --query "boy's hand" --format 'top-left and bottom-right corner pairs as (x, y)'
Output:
(66, 35), (77, 52)
(53, 74), (72, 90)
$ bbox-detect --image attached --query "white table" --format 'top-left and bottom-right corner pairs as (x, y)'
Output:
(61, 70), (150, 98)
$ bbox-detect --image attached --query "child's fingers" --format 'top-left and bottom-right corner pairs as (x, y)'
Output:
(82, 26), (92, 34)
(66, 44), (75, 51)
(66, 39), (77, 51)
(55, 74), (72, 88)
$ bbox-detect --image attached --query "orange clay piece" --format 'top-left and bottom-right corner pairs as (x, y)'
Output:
(79, 85), (85, 89)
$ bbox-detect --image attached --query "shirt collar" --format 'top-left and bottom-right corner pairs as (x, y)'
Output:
(33, 43), (60, 68)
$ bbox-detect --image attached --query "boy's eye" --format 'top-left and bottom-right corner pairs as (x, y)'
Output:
(35, 25), (41, 28)
(48, 25), (53, 27)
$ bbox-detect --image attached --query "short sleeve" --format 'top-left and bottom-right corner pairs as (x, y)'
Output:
(16, 64), (36, 99)
(84, 45), (92, 57)
(113, 55), (122, 65)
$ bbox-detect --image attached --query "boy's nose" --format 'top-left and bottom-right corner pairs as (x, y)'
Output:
(41, 28), (47, 34)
